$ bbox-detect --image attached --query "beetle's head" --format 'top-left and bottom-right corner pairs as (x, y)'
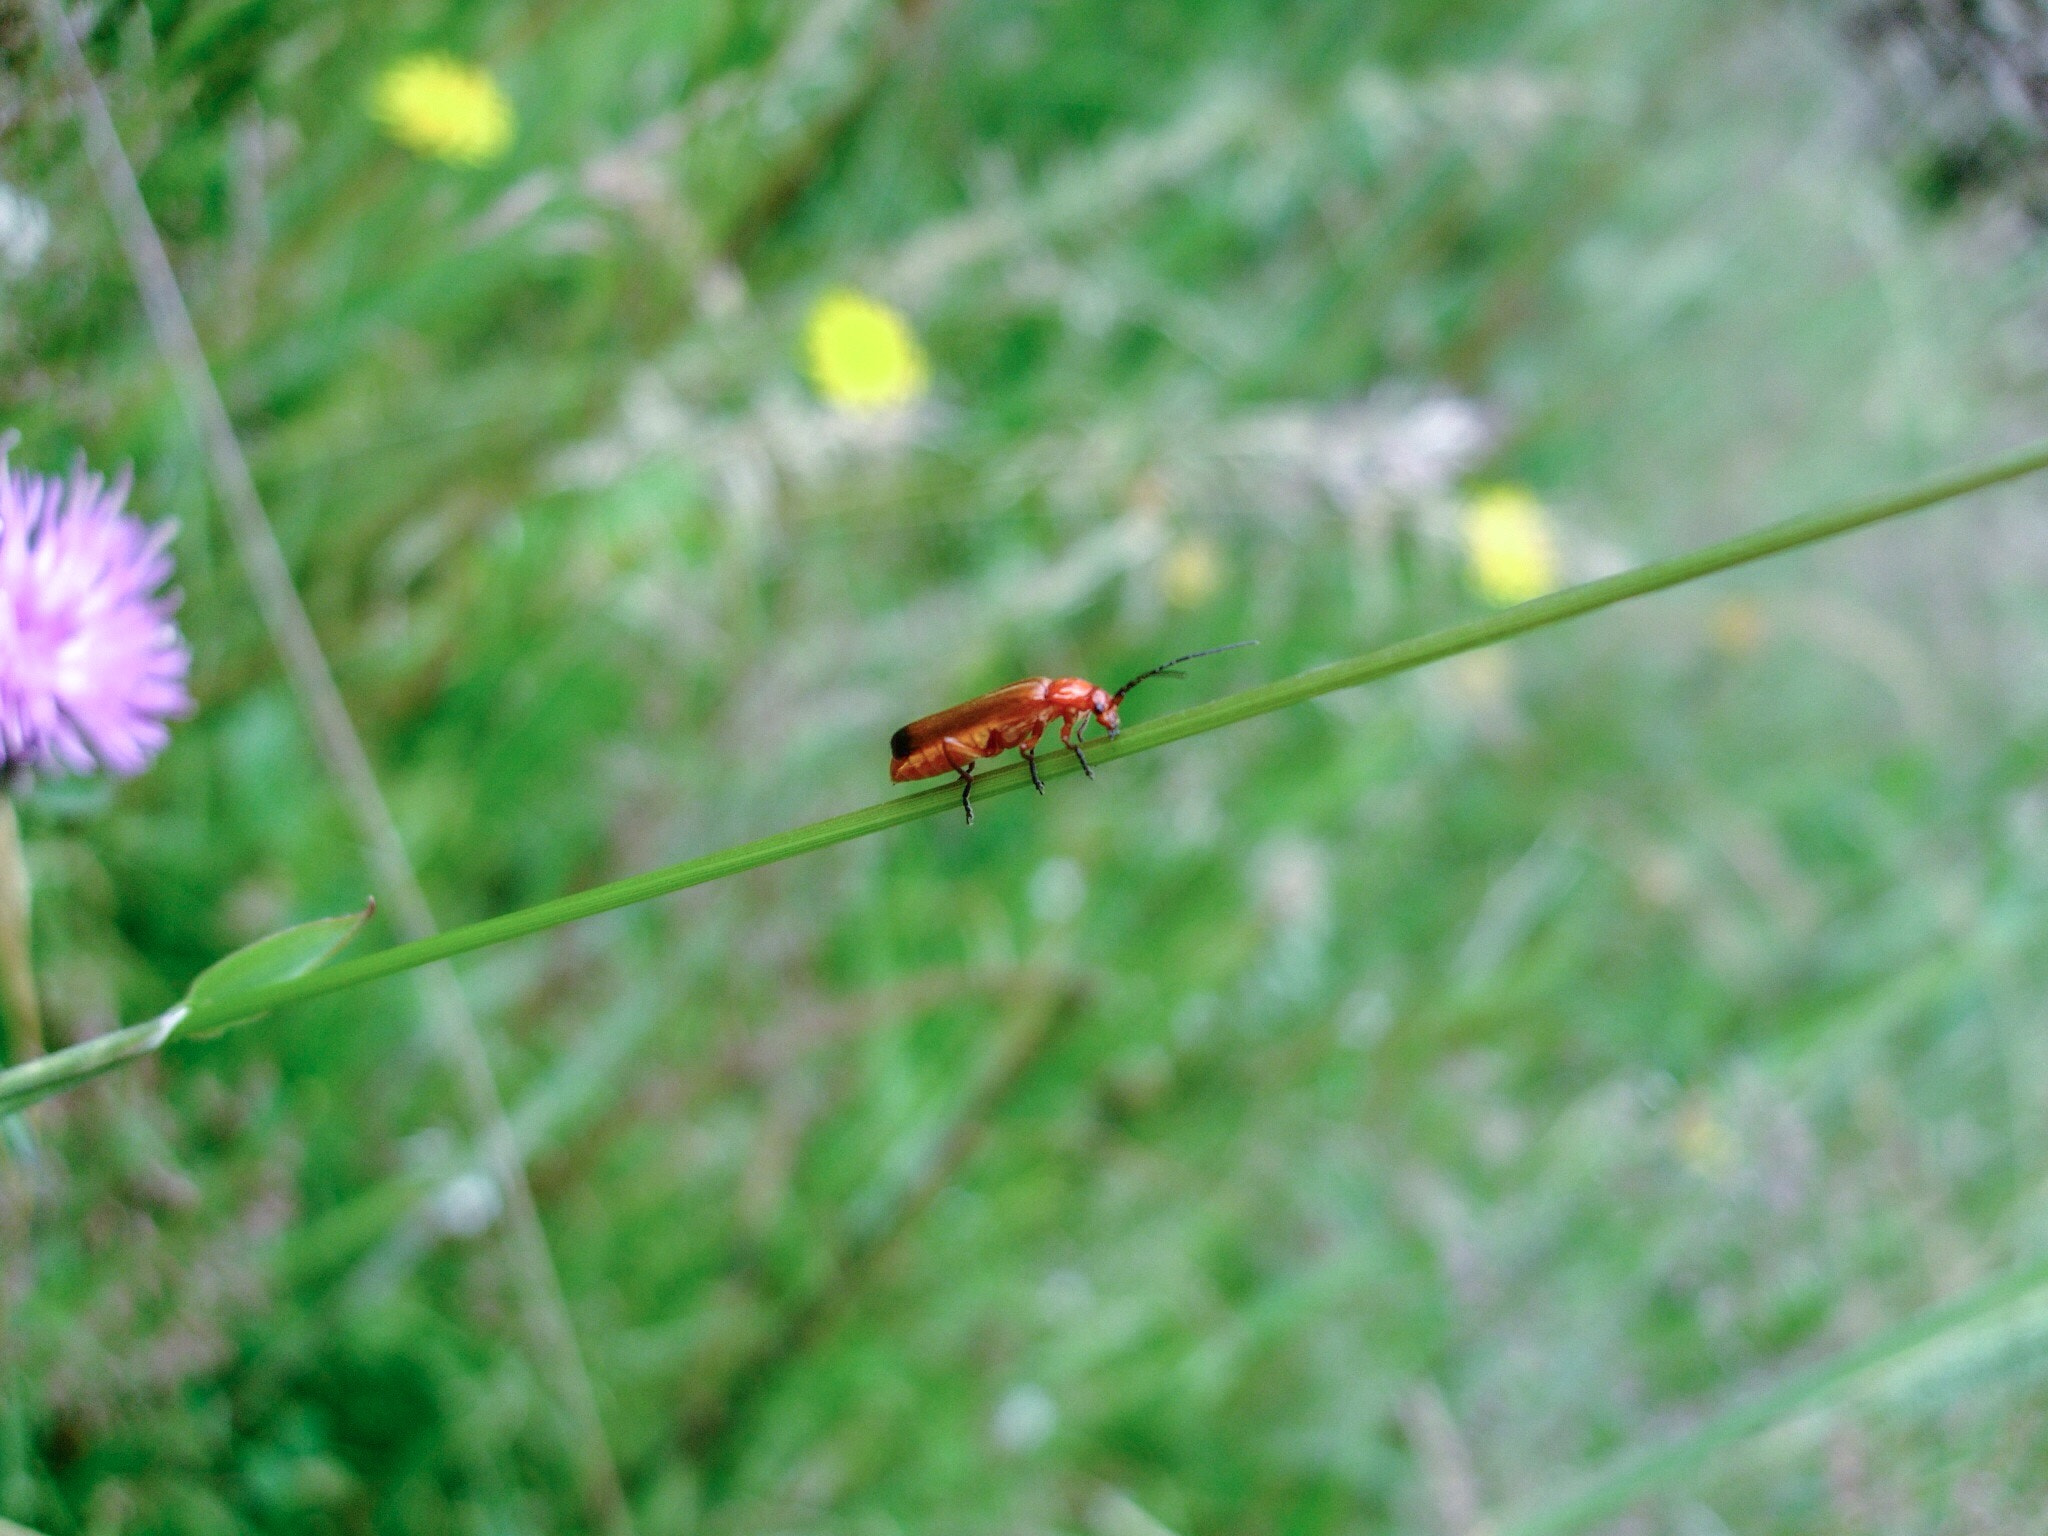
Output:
(1091, 688), (1121, 737)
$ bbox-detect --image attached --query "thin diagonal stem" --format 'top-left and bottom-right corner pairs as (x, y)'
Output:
(167, 436), (2048, 1036)
(30, 8), (634, 1530)
(0, 1009), (181, 1119)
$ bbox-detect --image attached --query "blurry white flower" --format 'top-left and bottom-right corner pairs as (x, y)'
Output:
(1251, 835), (1333, 1005)
(990, 1383), (1058, 1454)
(1252, 835), (1331, 937)
(0, 184), (50, 275)
(431, 1170), (503, 1238)
(1336, 987), (1394, 1049)
(400, 1125), (459, 1169)
(1222, 386), (1500, 522)
(1038, 1267), (1095, 1320)
(1088, 1487), (1182, 1536)
(1381, 392), (1496, 498)
(1029, 857), (1087, 926)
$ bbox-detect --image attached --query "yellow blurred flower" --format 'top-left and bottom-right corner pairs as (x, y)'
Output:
(804, 288), (929, 411)
(1160, 536), (1224, 609)
(1709, 597), (1767, 658)
(1459, 485), (1559, 607)
(372, 55), (514, 166)
(1673, 1097), (1739, 1180)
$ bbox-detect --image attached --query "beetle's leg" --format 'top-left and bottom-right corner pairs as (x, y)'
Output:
(937, 737), (979, 825)
(1060, 715), (1096, 780)
(1017, 724), (1047, 795)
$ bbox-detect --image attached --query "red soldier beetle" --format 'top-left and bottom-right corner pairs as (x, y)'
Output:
(889, 642), (1254, 824)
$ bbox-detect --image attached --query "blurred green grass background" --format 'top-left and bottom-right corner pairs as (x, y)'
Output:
(6, 0), (2048, 1530)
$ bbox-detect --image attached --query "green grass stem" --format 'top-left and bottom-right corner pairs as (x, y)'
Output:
(171, 439), (2048, 1036)
(0, 1010), (180, 1117)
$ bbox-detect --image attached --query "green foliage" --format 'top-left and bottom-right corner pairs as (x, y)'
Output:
(6, 0), (2048, 1532)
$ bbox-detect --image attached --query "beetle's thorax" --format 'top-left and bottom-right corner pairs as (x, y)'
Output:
(1046, 676), (1121, 734)
(1043, 677), (1097, 712)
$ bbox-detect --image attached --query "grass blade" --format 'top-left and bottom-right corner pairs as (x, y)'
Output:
(166, 439), (2048, 1036)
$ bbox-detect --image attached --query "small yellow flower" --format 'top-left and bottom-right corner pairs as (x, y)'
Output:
(1459, 485), (1559, 607)
(804, 288), (929, 411)
(1160, 536), (1223, 609)
(372, 55), (514, 166)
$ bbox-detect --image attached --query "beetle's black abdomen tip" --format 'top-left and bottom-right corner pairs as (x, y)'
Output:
(889, 726), (913, 759)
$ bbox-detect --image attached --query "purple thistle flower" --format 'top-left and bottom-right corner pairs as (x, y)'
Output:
(0, 440), (192, 780)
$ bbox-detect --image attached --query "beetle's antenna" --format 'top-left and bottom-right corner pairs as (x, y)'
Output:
(1110, 641), (1256, 705)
